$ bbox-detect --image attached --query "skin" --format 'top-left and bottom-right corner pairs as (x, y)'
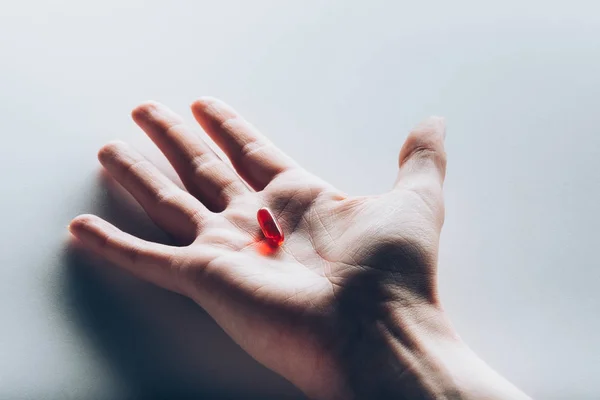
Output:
(69, 98), (531, 399)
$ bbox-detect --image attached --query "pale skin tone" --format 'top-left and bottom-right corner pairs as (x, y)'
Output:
(69, 98), (531, 399)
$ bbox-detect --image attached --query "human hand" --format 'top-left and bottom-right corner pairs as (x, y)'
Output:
(70, 98), (528, 400)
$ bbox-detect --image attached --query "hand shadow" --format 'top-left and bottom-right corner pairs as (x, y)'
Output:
(60, 173), (304, 400)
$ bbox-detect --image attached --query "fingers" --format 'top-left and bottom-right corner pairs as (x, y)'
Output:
(132, 101), (249, 212)
(69, 214), (182, 293)
(98, 141), (206, 243)
(191, 97), (298, 191)
(396, 116), (447, 190)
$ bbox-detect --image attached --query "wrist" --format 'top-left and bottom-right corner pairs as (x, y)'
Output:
(333, 301), (459, 399)
(327, 301), (530, 400)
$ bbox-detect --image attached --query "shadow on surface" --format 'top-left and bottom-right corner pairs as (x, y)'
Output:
(60, 176), (304, 399)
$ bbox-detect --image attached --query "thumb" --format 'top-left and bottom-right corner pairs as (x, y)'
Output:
(395, 116), (447, 190)
(393, 117), (447, 228)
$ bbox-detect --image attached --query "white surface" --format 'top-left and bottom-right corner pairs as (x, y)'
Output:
(1, 1), (599, 398)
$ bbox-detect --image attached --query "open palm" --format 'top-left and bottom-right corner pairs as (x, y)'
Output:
(70, 98), (447, 399)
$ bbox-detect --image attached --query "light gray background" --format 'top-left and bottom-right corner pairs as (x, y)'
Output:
(0, 1), (598, 399)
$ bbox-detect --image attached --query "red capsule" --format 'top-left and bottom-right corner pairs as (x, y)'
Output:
(257, 207), (284, 246)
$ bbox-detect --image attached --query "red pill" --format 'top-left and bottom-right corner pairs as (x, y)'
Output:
(257, 207), (284, 246)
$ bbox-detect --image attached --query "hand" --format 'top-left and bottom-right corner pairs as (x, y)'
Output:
(70, 98), (528, 399)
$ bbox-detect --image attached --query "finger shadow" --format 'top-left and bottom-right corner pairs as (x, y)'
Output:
(60, 173), (304, 399)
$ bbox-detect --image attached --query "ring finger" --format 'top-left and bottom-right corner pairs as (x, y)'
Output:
(132, 101), (250, 212)
(98, 141), (208, 243)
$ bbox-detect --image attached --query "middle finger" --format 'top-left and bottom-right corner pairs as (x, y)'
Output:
(132, 101), (250, 212)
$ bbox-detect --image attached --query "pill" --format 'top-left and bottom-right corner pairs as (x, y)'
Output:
(257, 207), (284, 246)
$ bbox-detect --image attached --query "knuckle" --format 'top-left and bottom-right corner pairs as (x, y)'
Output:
(400, 134), (447, 175)
(162, 120), (187, 139)
(401, 124), (446, 166)
(403, 132), (444, 162)
(154, 188), (179, 205)
(190, 154), (221, 176)
(407, 145), (439, 161)
(219, 114), (245, 133)
(122, 158), (149, 182)
(236, 138), (273, 165)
